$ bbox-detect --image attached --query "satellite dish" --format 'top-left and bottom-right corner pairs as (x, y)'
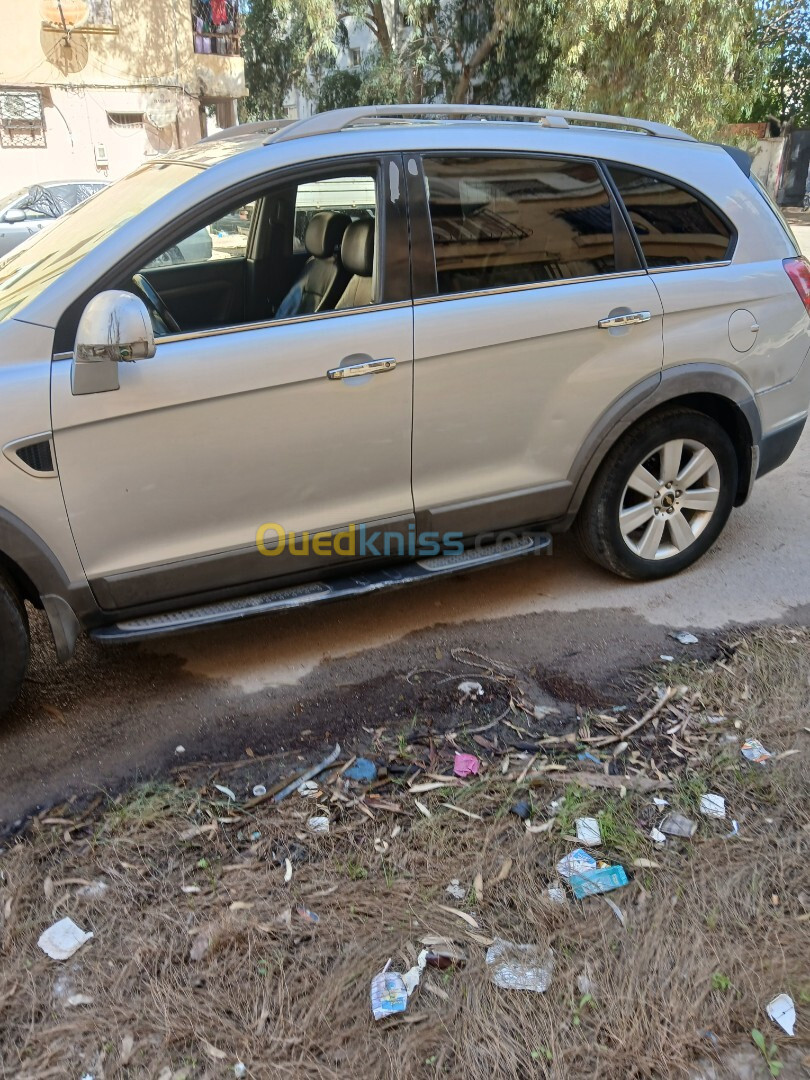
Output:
(145, 90), (179, 128)
(40, 0), (90, 30)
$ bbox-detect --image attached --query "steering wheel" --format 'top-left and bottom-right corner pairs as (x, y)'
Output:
(132, 273), (182, 336)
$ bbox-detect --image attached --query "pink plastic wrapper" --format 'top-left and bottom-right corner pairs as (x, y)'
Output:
(454, 752), (480, 778)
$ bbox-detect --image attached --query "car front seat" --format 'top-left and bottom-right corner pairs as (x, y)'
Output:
(336, 219), (375, 309)
(276, 210), (351, 319)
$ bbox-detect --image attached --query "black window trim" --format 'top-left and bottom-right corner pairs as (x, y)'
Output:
(53, 152), (410, 354)
(602, 159), (738, 272)
(411, 149), (643, 302)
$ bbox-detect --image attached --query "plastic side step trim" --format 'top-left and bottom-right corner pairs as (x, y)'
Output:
(91, 532), (551, 644)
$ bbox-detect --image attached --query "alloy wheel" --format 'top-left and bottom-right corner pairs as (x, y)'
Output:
(618, 438), (721, 561)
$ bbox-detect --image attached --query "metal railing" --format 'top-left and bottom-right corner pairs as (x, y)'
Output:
(264, 104), (695, 145)
(191, 0), (240, 56)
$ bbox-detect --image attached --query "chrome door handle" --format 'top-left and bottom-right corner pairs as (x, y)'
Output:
(598, 311), (651, 329)
(327, 358), (397, 380)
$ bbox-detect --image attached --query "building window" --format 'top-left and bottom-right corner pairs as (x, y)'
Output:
(107, 112), (145, 129)
(0, 90), (46, 149)
(192, 0), (240, 55)
(348, 47), (362, 68)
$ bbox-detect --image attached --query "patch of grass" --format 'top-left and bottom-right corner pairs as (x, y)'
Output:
(554, 783), (597, 835)
(101, 782), (192, 834)
(344, 859), (368, 881)
(674, 770), (707, 815)
(596, 797), (646, 861)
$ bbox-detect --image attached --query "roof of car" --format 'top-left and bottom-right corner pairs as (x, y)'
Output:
(165, 105), (706, 171)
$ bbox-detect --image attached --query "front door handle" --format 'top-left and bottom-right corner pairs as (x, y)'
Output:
(598, 311), (651, 329)
(327, 358), (397, 380)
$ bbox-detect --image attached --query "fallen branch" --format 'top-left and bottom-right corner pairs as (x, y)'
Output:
(535, 770), (673, 793)
(586, 686), (683, 747)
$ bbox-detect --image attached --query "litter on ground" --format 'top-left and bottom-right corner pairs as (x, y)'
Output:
(445, 879), (466, 901)
(660, 812), (698, 838)
(556, 848), (598, 879)
(568, 865), (629, 898)
(741, 738), (772, 764)
(699, 793), (726, 819)
(344, 757), (378, 782)
(485, 938), (554, 992)
(306, 815), (330, 834)
(458, 680), (484, 698)
(453, 752), (480, 778)
(37, 917), (94, 961)
(575, 816), (602, 846)
(370, 961), (409, 1020)
(766, 993), (796, 1036)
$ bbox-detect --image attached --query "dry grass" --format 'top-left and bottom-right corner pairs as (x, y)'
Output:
(1, 627), (809, 1080)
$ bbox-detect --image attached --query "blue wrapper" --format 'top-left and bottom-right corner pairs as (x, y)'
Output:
(569, 865), (629, 898)
(371, 969), (408, 1020)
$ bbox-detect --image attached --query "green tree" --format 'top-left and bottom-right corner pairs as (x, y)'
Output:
(545, 0), (762, 138)
(317, 67), (364, 111)
(239, 0), (334, 120)
(750, 0), (810, 125)
(241, 0), (761, 138)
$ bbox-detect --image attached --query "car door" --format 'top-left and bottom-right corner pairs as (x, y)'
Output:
(407, 152), (665, 537)
(50, 156), (414, 611)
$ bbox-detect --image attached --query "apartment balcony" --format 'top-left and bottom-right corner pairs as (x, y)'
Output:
(191, 0), (246, 101)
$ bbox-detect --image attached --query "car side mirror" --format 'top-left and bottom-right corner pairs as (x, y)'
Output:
(3, 208), (26, 224)
(72, 290), (156, 396)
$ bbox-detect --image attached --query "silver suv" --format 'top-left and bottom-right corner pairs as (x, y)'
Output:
(0, 105), (808, 715)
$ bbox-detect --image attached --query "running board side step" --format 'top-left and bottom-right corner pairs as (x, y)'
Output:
(90, 532), (551, 645)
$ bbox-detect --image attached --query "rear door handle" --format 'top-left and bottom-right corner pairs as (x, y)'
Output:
(327, 358), (397, 380)
(598, 311), (651, 329)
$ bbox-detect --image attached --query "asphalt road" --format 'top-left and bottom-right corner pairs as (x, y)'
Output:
(1, 219), (809, 830)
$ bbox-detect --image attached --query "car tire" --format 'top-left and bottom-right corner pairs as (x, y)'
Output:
(576, 408), (738, 580)
(0, 571), (29, 716)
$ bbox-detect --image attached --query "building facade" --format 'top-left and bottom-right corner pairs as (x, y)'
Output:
(0, 0), (246, 192)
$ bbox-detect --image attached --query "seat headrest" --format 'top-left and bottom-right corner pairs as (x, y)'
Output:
(304, 211), (351, 258)
(341, 218), (375, 277)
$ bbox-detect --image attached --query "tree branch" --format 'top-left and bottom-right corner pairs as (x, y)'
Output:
(451, 24), (500, 104)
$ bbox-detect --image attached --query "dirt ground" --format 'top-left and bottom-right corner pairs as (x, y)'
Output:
(1, 627), (808, 1079)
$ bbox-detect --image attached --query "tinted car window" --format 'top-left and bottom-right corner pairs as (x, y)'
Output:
(423, 155), (617, 296)
(608, 166), (732, 268)
(57, 183), (106, 211)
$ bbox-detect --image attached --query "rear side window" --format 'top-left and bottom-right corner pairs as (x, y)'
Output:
(608, 166), (732, 268)
(422, 155), (618, 296)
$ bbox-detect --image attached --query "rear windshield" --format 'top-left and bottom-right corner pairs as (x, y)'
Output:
(0, 163), (200, 323)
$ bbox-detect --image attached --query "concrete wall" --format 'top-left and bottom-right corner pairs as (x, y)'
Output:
(0, 0), (244, 191)
(751, 138), (785, 198)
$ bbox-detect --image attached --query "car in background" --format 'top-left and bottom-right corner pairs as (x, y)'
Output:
(0, 181), (107, 257)
(0, 180), (215, 264)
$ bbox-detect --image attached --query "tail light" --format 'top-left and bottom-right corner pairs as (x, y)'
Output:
(784, 257), (810, 316)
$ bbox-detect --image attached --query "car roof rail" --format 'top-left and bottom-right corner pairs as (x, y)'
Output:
(199, 119), (292, 144)
(264, 104), (695, 145)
